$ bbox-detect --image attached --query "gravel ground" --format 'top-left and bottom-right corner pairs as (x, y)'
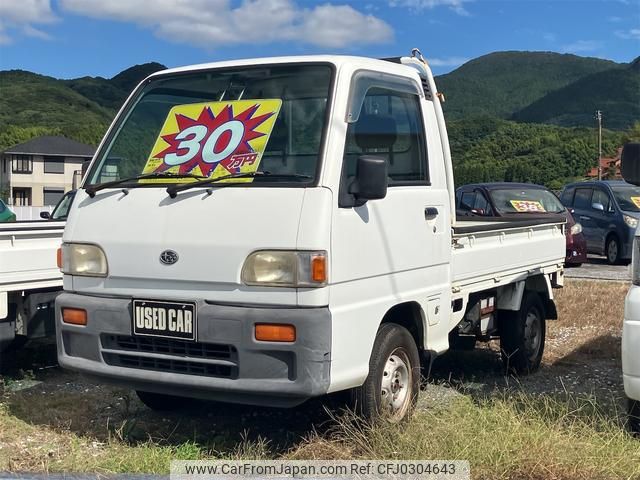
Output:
(564, 255), (631, 282)
(1, 314), (625, 453)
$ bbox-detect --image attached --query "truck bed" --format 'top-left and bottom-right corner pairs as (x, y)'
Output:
(0, 221), (65, 291)
(451, 215), (566, 296)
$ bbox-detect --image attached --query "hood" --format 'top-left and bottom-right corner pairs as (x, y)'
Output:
(64, 186), (314, 305)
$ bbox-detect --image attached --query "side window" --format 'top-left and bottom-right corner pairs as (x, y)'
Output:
(560, 187), (574, 207)
(573, 188), (593, 210)
(343, 87), (428, 186)
(474, 191), (491, 215)
(460, 191), (476, 211)
(592, 189), (611, 211)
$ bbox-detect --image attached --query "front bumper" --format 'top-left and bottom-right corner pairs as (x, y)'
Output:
(56, 292), (331, 407)
(623, 285), (640, 401)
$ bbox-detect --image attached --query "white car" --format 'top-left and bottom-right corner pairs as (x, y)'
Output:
(620, 142), (640, 433)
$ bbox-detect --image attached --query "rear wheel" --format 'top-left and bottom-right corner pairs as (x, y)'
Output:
(350, 323), (420, 422)
(499, 292), (546, 374)
(629, 399), (640, 435)
(606, 235), (621, 265)
(136, 391), (194, 411)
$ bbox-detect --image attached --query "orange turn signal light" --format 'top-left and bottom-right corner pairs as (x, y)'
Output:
(62, 308), (87, 326)
(56, 247), (62, 269)
(311, 255), (327, 283)
(255, 323), (296, 342)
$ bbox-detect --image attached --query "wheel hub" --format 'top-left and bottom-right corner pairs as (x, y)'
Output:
(381, 349), (410, 414)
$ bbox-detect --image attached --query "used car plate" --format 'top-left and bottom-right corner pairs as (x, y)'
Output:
(132, 299), (196, 341)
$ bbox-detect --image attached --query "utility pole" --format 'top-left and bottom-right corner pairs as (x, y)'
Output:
(595, 110), (603, 180)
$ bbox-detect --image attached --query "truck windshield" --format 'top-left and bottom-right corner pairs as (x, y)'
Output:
(86, 64), (333, 188)
(489, 188), (565, 214)
(611, 185), (640, 212)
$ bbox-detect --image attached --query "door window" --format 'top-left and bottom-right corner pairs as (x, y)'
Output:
(573, 188), (593, 210)
(591, 189), (611, 211)
(560, 187), (574, 207)
(343, 87), (428, 186)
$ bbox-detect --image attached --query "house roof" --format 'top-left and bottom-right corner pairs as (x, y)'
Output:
(3, 136), (96, 158)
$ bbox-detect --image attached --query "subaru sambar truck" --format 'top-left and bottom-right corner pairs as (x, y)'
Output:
(56, 50), (565, 421)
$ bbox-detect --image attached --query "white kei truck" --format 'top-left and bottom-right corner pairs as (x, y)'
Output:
(0, 221), (64, 353)
(56, 50), (566, 420)
(619, 142), (640, 433)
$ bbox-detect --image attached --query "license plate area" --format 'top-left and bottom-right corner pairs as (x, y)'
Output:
(132, 300), (196, 341)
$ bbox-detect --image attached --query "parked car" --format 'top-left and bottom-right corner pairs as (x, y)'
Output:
(40, 190), (76, 221)
(618, 142), (640, 433)
(0, 199), (16, 222)
(455, 182), (587, 266)
(560, 180), (640, 265)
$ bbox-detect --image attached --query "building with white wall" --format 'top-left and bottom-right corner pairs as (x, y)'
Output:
(1, 136), (95, 207)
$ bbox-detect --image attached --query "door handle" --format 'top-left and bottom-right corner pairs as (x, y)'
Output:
(425, 207), (439, 220)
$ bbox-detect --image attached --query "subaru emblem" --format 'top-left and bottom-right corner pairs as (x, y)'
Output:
(159, 250), (179, 265)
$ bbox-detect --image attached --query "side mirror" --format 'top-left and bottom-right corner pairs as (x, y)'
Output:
(349, 156), (388, 205)
(621, 143), (640, 186)
(40, 211), (50, 219)
(592, 202), (605, 212)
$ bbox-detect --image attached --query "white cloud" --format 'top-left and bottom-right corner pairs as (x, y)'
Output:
(59, 0), (393, 49)
(543, 32), (556, 42)
(608, 16), (623, 22)
(615, 28), (640, 40)
(0, 0), (56, 45)
(389, 0), (472, 16)
(560, 40), (601, 54)
(428, 56), (469, 67)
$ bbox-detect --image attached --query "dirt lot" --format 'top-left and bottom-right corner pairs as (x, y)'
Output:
(0, 280), (637, 479)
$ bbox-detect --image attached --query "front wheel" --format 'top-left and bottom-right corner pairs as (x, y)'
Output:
(499, 292), (546, 374)
(350, 323), (420, 422)
(606, 235), (621, 265)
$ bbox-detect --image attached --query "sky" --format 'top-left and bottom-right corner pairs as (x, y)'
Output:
(0, 0), (638, 79)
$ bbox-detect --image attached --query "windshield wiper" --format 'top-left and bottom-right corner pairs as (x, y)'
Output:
(85, 172), (207, 198)
(166, 171), (312, 198)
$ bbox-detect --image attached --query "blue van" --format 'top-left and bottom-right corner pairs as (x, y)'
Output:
(560, 180), (640, 264)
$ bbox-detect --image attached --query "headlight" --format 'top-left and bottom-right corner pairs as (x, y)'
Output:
(570, 223), (582, 235)
(61, 243), (108, 277)
(242, 250), (327, 287)
(624, 214), (639, 228)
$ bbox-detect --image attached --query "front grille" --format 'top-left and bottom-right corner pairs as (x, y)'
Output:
(102, 353), (234, 378)
(102, 334), (236, 359)
(100, 334), (238, 379)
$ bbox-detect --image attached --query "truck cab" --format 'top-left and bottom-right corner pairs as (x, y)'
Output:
(56, 51), (565, 420)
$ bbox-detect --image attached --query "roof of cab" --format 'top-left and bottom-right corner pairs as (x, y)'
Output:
(148, 55), (419, 79)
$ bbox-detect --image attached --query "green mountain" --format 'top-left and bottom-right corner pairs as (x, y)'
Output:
(0, 62), (166, 149)
(436, 51), (623, 120)
(512, 58), (640, 129)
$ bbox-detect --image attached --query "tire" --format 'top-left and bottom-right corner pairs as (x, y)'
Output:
(350, 323), (420, 422)
(499, 292), (546, 375)
(606, 235), (621, 265)
(136, 391), (194, 411)
(629, 398), (640, 435)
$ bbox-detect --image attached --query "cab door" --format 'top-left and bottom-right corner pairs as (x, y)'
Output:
(329, 74), (451, 390)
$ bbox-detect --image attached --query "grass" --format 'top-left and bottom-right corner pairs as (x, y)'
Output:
(0, 279), (638, 479)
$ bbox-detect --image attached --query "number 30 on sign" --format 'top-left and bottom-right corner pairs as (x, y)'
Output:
(142, 99), (282, 181)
